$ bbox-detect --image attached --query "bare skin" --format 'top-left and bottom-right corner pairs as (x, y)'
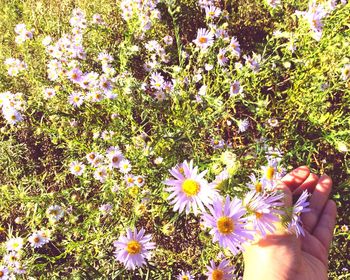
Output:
(243, 166), (337, 280)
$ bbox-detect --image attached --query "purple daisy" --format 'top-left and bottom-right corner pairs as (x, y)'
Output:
(244, 191), (283, 236)
(177, 270), (194, 280)
(164, 160), (219, 216)
(113, 228), (156, 270)
(288, 190), (311, 236)
(205, 259), (235, 280)
(202, 196), (254, 255)
(217, 48), (228, 66)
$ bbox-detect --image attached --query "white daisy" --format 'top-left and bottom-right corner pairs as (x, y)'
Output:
(193, 28), (214, 49)
(28, 230), (50, 248)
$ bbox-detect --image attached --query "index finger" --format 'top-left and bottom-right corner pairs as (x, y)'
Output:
(280, 166), (310, 191)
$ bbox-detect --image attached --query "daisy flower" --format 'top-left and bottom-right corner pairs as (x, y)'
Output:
(3, 251), (21, 267)
(94, 166), (108, 183)
(201, 196), (254, 255)
(163, 35), (173, 45)
(28, 230), (50, 248)
(163, 160), (219, 216)
(205, 259), (235, 280)
(119, 159), (132, 174)
(69, 161), (85, 176)
(244, 53), (261, 72)
(43, 88), (56, 99)
(0, 266), (9, 280)
(217, 48), (228, 66)
(228, 36), (241, 57)
(229, 81), (243, 96)
(68, 91), (84, 107)
(99, 203), (113, 215)
(125, 174), (136, 187)
(6, 237), (24, 252)
(150, 72), (165, 90)
(267, 118), (279, 127)
(261, 157), (279, 187)
(108, 150), (124, 169)
(210, 138), (225, 149)
(177, 270), (194, 280)
(193, 28), (214, 49)
(135, 175), (145, 187)
(205, 5), (221, 19)
(288, 190), (311, 236)
(113, 228), (156, 270)
(243, 191), (282, 236)
(2, 107), (23, 125)
(237, 118), (249, 133)
(46, 205), (64, 222)
(67, 68), (83, 83)
(246, 173), (267, 193)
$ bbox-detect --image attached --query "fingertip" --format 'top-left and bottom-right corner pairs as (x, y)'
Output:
(281, 165), (310, 190)
(320, 173), (333, 185)
(293, 173), (319, 196)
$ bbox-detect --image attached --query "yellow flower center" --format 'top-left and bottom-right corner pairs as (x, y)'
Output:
(73, 96), (80, 103)
(127, 177), (134, 183)
(49, 209), (58, 216)
(199, 36), (207, 44)
(74, 165), (81, 172)
(11, 115), (17, 120)
(182, 179), (200, 196)
(266, 166), (275, 180)
(255, 182), (262, 192)
(33, 237), (40, 243)
(112, 156), (119, 163)
(137, 177), (144, 184)
(209, 11), (215, 16)
(10, 255), (17, 261)
(212, 269), (224, 280)
(255, 212), (263, 219)
(126, 240), (141, 255)
(217, 216), (234, 234)
(181, 276), (189, 280)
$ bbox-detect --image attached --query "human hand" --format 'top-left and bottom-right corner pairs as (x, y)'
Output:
(243, 166), (337, 280)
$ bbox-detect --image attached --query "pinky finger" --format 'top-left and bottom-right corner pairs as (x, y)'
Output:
(312, 199), (337, 253)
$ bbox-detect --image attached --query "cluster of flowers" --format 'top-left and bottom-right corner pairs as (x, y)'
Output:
(42, 8), (117, 107)
(113, 227), (238, 279)
(69, 146), (145, 191)
(4, 57), (27, 77)
(14, 23), (34, 45)
(111, 150), (310, 272)
(0, 231), (50, 279)
(120, 0), (160, 31)
(0, 206), (64, 279)
(0, 91), (25, 125)
(295, 0), (347, 41)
